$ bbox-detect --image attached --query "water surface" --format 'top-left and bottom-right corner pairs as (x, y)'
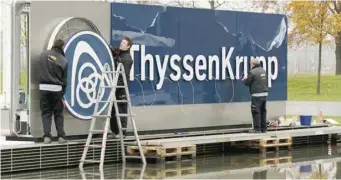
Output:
(2, 145), (341, 179)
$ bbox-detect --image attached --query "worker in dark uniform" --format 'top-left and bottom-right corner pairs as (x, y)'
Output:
(38, 39), (68, 144)
(110, 36), (133, 138)
(243, 57), (268, 133)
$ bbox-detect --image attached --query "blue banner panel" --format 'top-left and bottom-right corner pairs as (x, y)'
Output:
(110, 3), (287, 106)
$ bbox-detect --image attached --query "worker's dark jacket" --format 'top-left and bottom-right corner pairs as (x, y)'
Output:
(112, 48), (133, 86)
(243, 64), (268, 96)
(38, 47), (68, 95)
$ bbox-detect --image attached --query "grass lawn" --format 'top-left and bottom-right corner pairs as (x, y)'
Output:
(288, 74), (341, 102)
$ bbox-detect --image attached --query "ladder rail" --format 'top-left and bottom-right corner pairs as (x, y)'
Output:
(119, 63), (146, 165)
(79, 69), (108, 169)
(79, 62), (146, 170)
(111, 65), (127, 164)
(98, 65), (117, 169)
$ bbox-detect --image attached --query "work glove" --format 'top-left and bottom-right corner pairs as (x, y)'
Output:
(110, 47), (120, 57)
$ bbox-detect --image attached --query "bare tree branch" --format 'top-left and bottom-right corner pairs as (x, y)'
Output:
(136, 0), (162, 5)
(174, 0), (184, 7)
(335, 1), (341, 13)
(328, 2), (337, 14)
(208, 0), (214, 9)
(172, 0), (197, 8)
(214, 0), (226, 9)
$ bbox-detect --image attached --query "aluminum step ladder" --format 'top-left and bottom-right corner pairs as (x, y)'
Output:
(79, 63), (146, 170)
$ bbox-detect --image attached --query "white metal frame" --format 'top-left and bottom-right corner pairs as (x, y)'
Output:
(1, 0), (31, 137)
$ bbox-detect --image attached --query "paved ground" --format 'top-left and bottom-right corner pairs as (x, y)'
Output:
(287, 101), (341, 116)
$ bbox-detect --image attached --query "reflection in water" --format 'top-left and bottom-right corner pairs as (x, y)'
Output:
(253, 170), (267, 179)
(79, 164), (147, 180)
(79, 168), (104, 180)
(125, 161), (196, 179)
(2, 145), (341, 179)
(273, 162), (337, 179)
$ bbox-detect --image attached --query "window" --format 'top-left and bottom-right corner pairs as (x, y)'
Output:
(51, 17), (100, 43)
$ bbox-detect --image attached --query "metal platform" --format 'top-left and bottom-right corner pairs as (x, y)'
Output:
(1, 126), (340, 174)
(141, 126), (341, 147)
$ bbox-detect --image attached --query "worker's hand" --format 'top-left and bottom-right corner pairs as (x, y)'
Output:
(62, 100), (66, 109)
(110, 47), (120, 56)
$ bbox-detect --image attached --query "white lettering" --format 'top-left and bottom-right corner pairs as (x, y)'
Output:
(195, 55), (207, 81)
(155, 55), (169, 90)
(268, 56), (278, 88)
(131, 45), (280, 89)
(235, 56), (244, 80)
(129, 45), (139, 81)
(243, 56), (248, 78)
(141, 45), (154, 81)
(208, 55), (220, 80)
(183, 55), (194, 81)
(169, 54), (181, 81)
(222, 47), (235, 80)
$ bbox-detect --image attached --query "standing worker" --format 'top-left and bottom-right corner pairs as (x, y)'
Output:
(243, 57), (268, 133)
(110, 36), (133, 138)
(38, 39), (68, 143)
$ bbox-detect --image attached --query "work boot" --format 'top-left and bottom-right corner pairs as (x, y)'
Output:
(58, 137), (68, 144)
(248, 129), (261, 133)
(44, 136), (51, 144)
(111, 133), (126, 139)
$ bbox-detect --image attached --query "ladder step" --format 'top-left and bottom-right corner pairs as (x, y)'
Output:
(93, 115), (111, 118)
(81, 172), (102, 176)
(81, 160), (101, 163)
(100, 85), (125, 88)
(86, 144), (102, 148)
(114, 100), (128, 103)
(102, 71), (116, 74)
(97, 100), (127, 103)
(102, 70), (124, 74)
(98, 100), (112, 103)
(89, 129), (104, 133)
(117, 114), (131, 117)
(126, 156), (142, 159)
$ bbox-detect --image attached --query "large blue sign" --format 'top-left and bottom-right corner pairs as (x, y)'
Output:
(110, 3), (287, 106)
(63, 31), (115, 120)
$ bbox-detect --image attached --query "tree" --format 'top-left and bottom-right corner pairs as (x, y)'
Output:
(255, 1), (341, 75)
(208, 0), (226, 10)
(136, 0), (162, 5)
(172, 0), (226, 10)
(286, 1), (333, 94)
(172, 0), (197, 8)
(251, 0), (287, 14)
(326, 1), (341, 75)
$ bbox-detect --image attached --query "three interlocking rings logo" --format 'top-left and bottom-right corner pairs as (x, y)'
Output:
(63, 31), (115, 120)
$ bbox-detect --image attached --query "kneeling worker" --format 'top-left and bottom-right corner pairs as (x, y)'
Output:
(110, 36), (133, 138)
(242, 57), (268, 133)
